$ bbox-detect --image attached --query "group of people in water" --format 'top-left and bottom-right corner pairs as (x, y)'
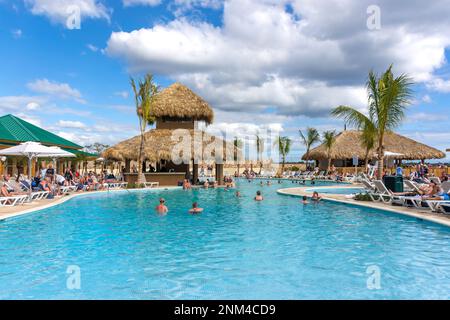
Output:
(155, 178), (323, 214)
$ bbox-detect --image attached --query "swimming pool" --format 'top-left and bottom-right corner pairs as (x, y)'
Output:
(1, 179), (450, 299)
(307, 187), (365, 195)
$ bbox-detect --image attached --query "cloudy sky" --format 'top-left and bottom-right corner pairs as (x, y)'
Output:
(0, 0), (449, 161)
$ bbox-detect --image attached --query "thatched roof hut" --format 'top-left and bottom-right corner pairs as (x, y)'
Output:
(103, 129), (236, 162)
(150, 83), (214, 125)
(303, 130), (445, 161)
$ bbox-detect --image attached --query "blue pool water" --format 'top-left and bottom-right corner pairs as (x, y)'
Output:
(1, 179), (450, 299)
(307, 187), (365, 195)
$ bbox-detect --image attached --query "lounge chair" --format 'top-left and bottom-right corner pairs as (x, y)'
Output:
(440, 203), (450, 214)
(0, 195), (28, 207)
(369, 180), (403, 205)
(429, 177), (441, 185)
(144, 182), (159, 188)
(403, 180), (421, 193)
(18, 181), (50, 200)
(361, 179), (376, 192)
(398, 196), (429, 209)
(424, 200), (450, 213)
(441, 181), (450, 194)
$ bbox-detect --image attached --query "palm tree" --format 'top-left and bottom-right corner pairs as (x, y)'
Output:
(233, 137), (243, 175)
(255, 134), (264, 175)
(299, 127), (320, 170)
(131, 73), (158, 184)
(275, 136), (291, 174)
(322, 130), (336, 173)
(331, 65), (413, 179)
(360, 122), (377, 170)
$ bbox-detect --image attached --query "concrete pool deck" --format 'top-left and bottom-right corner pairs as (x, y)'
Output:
(0, 187), (181, 221)
(277, 184), (450, 228)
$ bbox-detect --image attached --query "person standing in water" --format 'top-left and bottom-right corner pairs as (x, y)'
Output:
(156, 198), (168, 214)
(302, 196), (309, 205)
(189, 202), (204, 214)
(254, 191), (263, 201)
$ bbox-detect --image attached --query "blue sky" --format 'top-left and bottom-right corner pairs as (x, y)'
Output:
(0, 0), (449, 161)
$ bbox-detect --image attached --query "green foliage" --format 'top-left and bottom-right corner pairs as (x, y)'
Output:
(354, 193), (372, 201)
(331, 65), (413, 178)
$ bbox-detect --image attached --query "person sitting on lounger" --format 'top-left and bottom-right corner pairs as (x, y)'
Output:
(189, 202), (203, 214)
(254, 191), (263, 201)
(1, 183), (13, 197)
(0, 183), (17, 205)
(419, 182), (441, 197)
(156, 198), (168, 214)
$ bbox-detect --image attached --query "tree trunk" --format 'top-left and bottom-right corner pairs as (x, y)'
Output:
(364, 149), (370, 173)
(377, 137), (384, 180)
(377, 156), (384, 180)
(137, 134), (146, 185)
(237, 164), (240, 175)
(327, 157), (331, 173)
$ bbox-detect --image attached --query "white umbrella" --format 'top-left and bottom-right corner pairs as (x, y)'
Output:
(45, 146), (76, 175)
(46, 146), (76, 158)
(0, 142), (71, 201)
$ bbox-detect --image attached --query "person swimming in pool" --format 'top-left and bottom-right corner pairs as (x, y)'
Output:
(254, 191), (263, 201)
(235, 191), (241, 197)
(189, 202), (204, 214)
(312, 191), (322, 202)
(302, 195), (309, 205)
(267, 180), (271, 186)
(155, 198), (168, 214)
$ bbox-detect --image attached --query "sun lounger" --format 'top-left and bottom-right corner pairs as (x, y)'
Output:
(424, 200), (450, 213)
(361, 179), (376, 192)
(104, 182), (128, 189)
(144, 182), (159, 188)
(0, 195), (28, 207)
(398, 196), (428, 209)
(440, 203), (450, 214)
(369, 180), (403, 205)
(429, 177), (441, 185)
(403, 180), (421, 193)
(441, 181), (450, 194)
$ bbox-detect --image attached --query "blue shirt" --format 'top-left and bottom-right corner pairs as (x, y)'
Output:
(396, 167), (403, 176)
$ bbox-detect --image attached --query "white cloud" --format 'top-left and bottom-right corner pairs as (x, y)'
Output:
(426, 77), (450, 93)
(0, 95), (47, 113)
(86, 44), (99, 52)
(170, 0), (223, 16)
(27, 79), (85, 103)
(26, 102), (41, 110)
(57, 120), (87, 129)
(24, 0), (110, 27)
(114, 91), (129, 99)
(122, 0), (161, 7)
(106, 0), (450, 121)
(422, 95), (432, 104)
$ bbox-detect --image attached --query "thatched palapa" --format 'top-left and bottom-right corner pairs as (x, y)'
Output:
(150, 83), (214, 125)
(103, 129), (235, 163)
(303, 130), (445, 161)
